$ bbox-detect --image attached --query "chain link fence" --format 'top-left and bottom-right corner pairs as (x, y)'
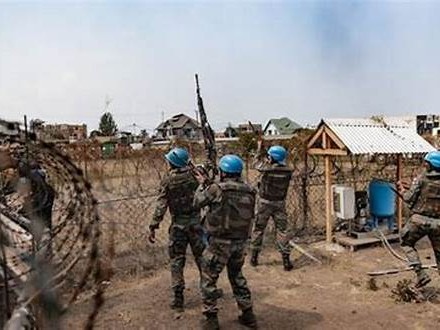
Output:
(0, 133), (427, 327)
(68, 142), (425, 274)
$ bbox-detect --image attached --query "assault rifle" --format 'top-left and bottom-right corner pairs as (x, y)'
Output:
(172, 151), (211, 187)
(195, 74), (217, 180)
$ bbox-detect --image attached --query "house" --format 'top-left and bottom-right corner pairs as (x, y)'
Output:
(264, 117), (302, 136)
(238, 122), (262, 134)
(224, 126), (239, 138)
(33, 121), (87, 142)
(215, 131), (226, 139)
(155, 113), (202, 140)
(417, 114), (440, 136)
(0, 119), (20, 137)
(223, 122), (262, 137)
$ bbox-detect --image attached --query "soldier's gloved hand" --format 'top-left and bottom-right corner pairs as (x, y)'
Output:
(148, 224), (159, 244)
(194, 170), (207, 185)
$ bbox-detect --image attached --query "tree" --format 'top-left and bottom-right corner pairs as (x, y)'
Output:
(99, 112), (117, 136)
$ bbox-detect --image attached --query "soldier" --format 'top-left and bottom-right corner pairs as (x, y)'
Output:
(250, 145), (294, 271)
(148, 147), (205, 312)
(194, 154), (257, 330)
(399, 150), (440, 288)
(0, 149), (54, 232)
(17, 160), (55, 232)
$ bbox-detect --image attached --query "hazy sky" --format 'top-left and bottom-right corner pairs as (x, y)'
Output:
(1, 1), (439, 134)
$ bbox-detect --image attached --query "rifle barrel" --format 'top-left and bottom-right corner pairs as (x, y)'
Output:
(195, 74), (200, 93)
(373, 178), (406, 201)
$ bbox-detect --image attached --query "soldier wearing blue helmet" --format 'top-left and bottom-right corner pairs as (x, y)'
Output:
(149, 147), (205, 312)
(250, 145), (294, 271)
(194, 154), (257, 330)
(399, 150), (440, 288)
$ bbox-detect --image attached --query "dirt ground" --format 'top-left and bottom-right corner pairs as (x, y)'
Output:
(64, 239), (440, 330)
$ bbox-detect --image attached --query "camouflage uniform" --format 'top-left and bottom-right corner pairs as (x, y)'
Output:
(401, 170), (440, 286)
(194, 178), (256, 317)
(150, 167), (204, 297)
(20, 167), (55, 230)
(251, 162), (293, 254)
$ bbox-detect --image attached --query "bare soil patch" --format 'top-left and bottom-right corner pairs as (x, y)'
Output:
(64, 240), (440, 329)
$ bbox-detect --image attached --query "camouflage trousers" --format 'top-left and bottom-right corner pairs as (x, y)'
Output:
(401, 214), (440, 271)
(251, 199), (291, 254)
(168, 224), (205, 294)
(201, 238), (252, 315)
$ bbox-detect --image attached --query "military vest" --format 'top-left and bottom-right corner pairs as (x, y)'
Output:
(167, 169), (199, 216)
(259, 165), (292, 201)
(412, 172), (440, 218)
(206, 180), (256, 240)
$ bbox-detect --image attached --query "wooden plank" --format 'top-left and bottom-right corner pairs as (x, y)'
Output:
(308, 148), (348, 156)
(323, 132), (333, 243)
(307, 125), (325, 149)
(349, 230), (397, 240)
(323, 126), (346, 150)
(336, 233), (400, 250)
(396, 155), (403, 236)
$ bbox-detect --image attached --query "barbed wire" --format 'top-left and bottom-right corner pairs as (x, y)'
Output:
(1, 130), (106, 329)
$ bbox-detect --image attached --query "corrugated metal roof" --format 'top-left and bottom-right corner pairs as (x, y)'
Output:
(323, 118), (435, 155)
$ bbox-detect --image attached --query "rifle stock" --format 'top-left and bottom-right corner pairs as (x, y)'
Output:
(171, 151), (211, 186)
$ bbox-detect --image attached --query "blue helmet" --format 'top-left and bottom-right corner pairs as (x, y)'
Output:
(165, 148), (189, 168)
(424, 150), (440, 169)
(219, 154), (243, 174)
(267, 145), (287, 165)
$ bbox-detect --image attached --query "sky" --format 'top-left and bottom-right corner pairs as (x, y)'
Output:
(1, 1), (440, 134)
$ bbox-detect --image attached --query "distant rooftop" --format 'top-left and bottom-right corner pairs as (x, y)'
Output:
(264, 117), (302, 135)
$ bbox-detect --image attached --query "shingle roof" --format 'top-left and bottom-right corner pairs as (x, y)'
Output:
(265, 117), (302, 135)
(156, 114), (200, 130)
(323, 118), (435, 155)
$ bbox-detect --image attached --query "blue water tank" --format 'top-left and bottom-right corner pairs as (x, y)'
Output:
(369, 179), (395, 217)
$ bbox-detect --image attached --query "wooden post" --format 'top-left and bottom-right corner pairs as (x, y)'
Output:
(302, 151), (309, 230)
(323, 132), (333, 243)
(396, 154), (403, 233)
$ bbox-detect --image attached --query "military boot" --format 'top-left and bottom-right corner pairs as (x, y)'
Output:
(201, 313), (220, 330)
(415, 268), (431, 288)
(170, 291), (184, 312)
(282, 253), (293, 271)
(250, 251), (259, 267)
(238, 308), (257, 328)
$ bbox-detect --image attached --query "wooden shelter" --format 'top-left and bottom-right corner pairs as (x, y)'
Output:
(307, 118), (435, 243)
